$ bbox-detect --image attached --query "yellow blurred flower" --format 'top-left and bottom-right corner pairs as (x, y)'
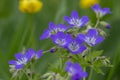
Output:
(19, 0), (43, 13)
(80, 0), (99, 9)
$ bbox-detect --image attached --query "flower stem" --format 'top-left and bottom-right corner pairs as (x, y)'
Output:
(22, 69), (31, 80)
(43, 46), (56, 54)
(94, 16), (100, 28)
(30, 62), (33, 80)
(43, 50), (50, 54)
(83, 67), (86, 80)
(88, 68), (93, 80)
(66, 74), (70, 80)
(26, 14), (35, 48)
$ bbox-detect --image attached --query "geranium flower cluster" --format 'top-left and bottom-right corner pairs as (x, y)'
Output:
(9, 4), (111, 80)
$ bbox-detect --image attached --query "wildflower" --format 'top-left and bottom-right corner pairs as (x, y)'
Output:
(66, 36), (86, 54)
(51, 32), (72, 48)
(78, 28), (104, 46)
(80, 0), (99, 9)
(8, 52), (32, 70)
(8, 48), (42, 70)
(92, 4), (111, 18)
(64, 11), (89, 28)
(27, 48), (43, 59)
(65, 61), (87, 80)
(40, 22), (67, 40)
(19, 0), (43, 13)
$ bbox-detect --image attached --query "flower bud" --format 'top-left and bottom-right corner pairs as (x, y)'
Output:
(100, 21), (111, 29)
(50, 48), (56, 53)
(99, 29), (107, 37)
(42, 72), (55, 79)
(56, 73), (65, 80)
(19, 0), (43, 14)
(106, 24), (111, 29)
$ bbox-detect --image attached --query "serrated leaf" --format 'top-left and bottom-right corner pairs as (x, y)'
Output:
(93, 66), (104, 75)
(93, 59), (103, 67)
(85, 50), (103, 62)
(91, 50), (103, 59)
(93, 56), (113, 67)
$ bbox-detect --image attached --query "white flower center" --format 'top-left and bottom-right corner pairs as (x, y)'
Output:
(85, 37), (96, 45)
(70, 18), (81, 27)
(50, 28), (65, 34)
(56, 39), (66, 46)
(51, 28), (59, 34)
(17, 57), (27, 65)
(68, 42), (79, 52)
(70, 67), (76, 75)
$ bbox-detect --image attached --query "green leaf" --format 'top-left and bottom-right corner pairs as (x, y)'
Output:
(92, 56), (113, 75)
(93, 56), (113, 67)
(85, 50), (103, 62)
(93, 66), (104, 75)
(90, 50), (103, 59)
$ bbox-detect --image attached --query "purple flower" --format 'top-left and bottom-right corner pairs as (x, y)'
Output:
(51, 32), (72, 48)
(92, 4), (111, 17)
(27, 48), (43, 59)
(40, 22), (67, 40)
(8, 52), (32, 70)
(65, 61), (87, 80)
(64, 11), (89, 28)
(8, 49), (43, 70)
(66, 36), (86, 54)
(78, 28), (104, 46)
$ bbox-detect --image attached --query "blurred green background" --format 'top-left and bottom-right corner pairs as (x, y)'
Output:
(0, 0), (120, 80)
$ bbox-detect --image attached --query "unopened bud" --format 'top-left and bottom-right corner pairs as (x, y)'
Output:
(100, 21), (111, 29)
(50, 48), (56, 53)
